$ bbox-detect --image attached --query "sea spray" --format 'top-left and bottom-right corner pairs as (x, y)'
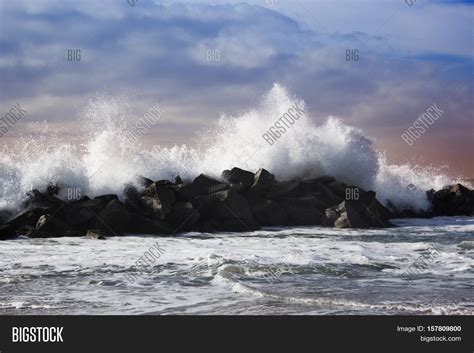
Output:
(0, 84), (452, 211)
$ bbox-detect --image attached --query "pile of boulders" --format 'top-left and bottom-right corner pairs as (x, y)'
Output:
(0, 167), (472, 240)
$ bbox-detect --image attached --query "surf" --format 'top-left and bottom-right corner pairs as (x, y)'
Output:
(0, 84), (457, 212)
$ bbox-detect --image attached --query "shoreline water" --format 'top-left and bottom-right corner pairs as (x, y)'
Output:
(1, 216), (472, 315)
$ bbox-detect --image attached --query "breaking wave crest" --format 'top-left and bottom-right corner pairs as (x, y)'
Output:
(0, 84), (454, 211)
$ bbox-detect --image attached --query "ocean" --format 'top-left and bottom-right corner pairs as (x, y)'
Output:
(1, 217), (472, 315)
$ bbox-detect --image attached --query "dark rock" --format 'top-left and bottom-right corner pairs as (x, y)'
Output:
(94, 194), (119, 204)
(267, 178), (344, 209)
(71, 196), (90, 203)
(250, 199), (288, 226)
(3, 169), (399, 237)
(251, 168), (275, 194)
(17, 225), (36, 237)
(0, 224), (15, 240)
(124, 183), (139, 199)
(305, 180), (345, 207)
(85, 230), (107, 240)
(197, 190), (260, 232)
(267, 180), (301, 199)
(63, 198), (108, 228)
(137, 175), (154, 188)
(123, 184), (143, 213)
(175, 175), (182, 184)
(326, 180), (349, 199)
(0, 209), (14, 224)
(221, 168), (255, 187)
(324, 191), (391, 228)
(173, 183), (206, 201)
(386, 200), (431, 219)
(166, 202), (200, 231)
(46, 183), (60, 195)
(142, 181), (173, 197)
(23, 190), (64, 210)
(310, 175), (336, 184)
(430, 184), (474, 216)
(278, 197), (325, 225)
(140, 184), (175, 219)
(174, 176), (228, 201)
(6, 207), (54, 229)
(154, 186), (176, 214)
(33, 213), (84, 238)
(193, 174), (222, 188)
(89, 199), (132, 236)
(229, 182), (247, 193)
(128, 215), (174, 234)
(139, 196), (164, 219)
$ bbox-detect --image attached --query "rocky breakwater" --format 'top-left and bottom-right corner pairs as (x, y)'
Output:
(0, 168), (472, 240)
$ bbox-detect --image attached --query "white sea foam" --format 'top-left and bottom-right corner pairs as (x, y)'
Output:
(0, 219), (472, 314)
(0, 84), (455, 211)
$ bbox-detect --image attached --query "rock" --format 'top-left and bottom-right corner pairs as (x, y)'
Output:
(250, 199), (288, 226)
(138, 180), (176, 220)
(63, 198), (108, 228)
(278, 197), (325, 225)
(89, 199), (132, 236)
(153, 186), (176, 215)
(23, 190), (64, 210)
(0, 224), (15, 240)
(267, 180), (301, 199)
(173, 183), (203, 201)
(46, 183), (60, 195)
(386, 200), (431, 219)
(324, 191), (391, 228)
(304, 180), (345, 207)
(166, 202), (200, 231)
(430, 184), (474, 216)
(1, 168), (401, 237)
(250, 168), (275, 194)
(0, 209), (14, 224)
(123, 184), (143, 213)
(326, 180), (349, 199)
(311, 175), (336, 184)
(17, 225), (36, 237)
(142, 180), (173, 197)
(85, 230), (106, 240)
(140, 184), (176, 219)
(6, 207), (54, 229)
(124, 183), (140, 199)
(334, 212), (350, 228)
(267, 178), (344, 208)
(137, 175), (154, 188)
(193, 174), (222, 188)
(128, 215), (174, 234)
(94, 194), (119, 204)
(198, 190), (260, 232)
(221, 168), (255, 187)
(139, 196), (163, 219)
(33, 213), (84, 238)
(174, 176), (228, 202)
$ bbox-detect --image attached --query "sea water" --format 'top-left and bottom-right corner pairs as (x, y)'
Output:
(0, 217), (472, 315)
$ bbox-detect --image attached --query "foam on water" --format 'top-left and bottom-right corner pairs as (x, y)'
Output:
(0, 84), (456, 211)
(1, 217), (472, 314)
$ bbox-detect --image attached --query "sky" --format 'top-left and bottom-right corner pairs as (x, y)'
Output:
(0, 0), (473, 176)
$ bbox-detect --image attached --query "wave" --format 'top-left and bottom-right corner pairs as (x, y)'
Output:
(0, 84), (455, 211)
(214, 264), (473, 315)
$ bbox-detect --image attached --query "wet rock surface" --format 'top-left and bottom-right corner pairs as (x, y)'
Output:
(0, 168), (472, 239)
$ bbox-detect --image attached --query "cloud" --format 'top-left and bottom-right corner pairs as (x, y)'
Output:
(0, 0), (472, 175)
